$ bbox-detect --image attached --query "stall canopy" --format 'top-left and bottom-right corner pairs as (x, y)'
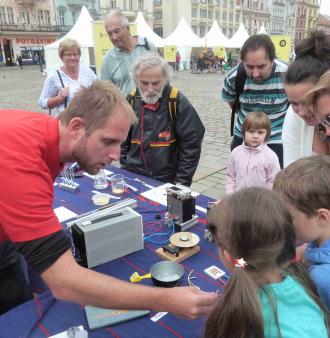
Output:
(227, 23), (249, 48)
(258, 26), (268, 34)
(44, 6), (93, 72)
(202, 21), (230, 47)
(135, 12), (165, 47)
(163, 17), (203, 47)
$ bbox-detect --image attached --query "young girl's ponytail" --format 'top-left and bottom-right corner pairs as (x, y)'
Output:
(205, 265), (264, 338)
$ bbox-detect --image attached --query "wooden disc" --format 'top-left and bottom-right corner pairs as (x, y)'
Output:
(170, 232), (200, 248)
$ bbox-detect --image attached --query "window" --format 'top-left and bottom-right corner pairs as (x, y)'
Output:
(38, 9), (44, 26)
(215, 11), (219, 20)
(138, 0), (143, 10)
(192, 8), (197, 17)
(129, 0), (133, 9)
(200, 25), (205, 36)
(59, 8), (65, 25)
(21, 10), (30, 24)
(6, 7), (14, 24)
(110, 0), (116, 8)
(229, 12), (233, 21)
(235, 13), (239, 22)
(223, 0), (227, 7)
(208, 10), (212, 19)
(154, 0), (162, 4)
(200, 9), (207, 18)
(223, 10), (226, 20)
(192, 25), (197, 34)
(45, 10), (50, 26)
(154, 11), (162, 19)
(0, 7), (6, 24)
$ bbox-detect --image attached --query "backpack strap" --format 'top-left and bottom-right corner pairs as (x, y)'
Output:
(56, 69), (67, 108)
(127, 88), (137, 108)
(230, 62), (246, 136)
(144, 37), (150, 51)
(168, 86), (179, 122)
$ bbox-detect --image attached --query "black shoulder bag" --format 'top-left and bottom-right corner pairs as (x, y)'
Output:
(230, 62), (246, 136)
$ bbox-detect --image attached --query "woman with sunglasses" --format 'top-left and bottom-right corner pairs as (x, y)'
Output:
(282, 30), (330, 167)
(39, 38), (97, 116)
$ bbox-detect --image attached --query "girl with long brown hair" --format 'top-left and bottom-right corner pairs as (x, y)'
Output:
(205, 187), (328, 338)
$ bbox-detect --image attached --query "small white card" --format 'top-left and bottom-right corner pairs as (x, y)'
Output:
(151, 312), (168, 322)
(49, 326), (84, 338)
(204, 266), (226, 280)
(54, 206), (77, 223)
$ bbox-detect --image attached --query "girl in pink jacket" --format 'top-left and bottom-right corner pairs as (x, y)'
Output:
(225, 112), (280, 194)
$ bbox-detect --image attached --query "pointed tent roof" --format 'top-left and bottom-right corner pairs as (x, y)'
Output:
(45, 6), (93, 49)
(135, 11), (165, 47)
(203, 21), (230, 47)
(163, 17), (203, 47)
(258, 26), (268, 34)
(227, 23), (249, 48)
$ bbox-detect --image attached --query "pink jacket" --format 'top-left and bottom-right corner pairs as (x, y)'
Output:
(225, 143), (281, 195)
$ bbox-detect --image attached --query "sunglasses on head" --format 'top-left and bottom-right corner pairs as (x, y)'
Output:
(316, 114), (330, 143)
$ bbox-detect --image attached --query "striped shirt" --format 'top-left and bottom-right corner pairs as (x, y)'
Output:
(222, 60), (289, 143)
(39, 65), (97, 116)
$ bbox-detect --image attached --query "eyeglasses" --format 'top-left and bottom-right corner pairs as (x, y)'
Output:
(316, 114), (330, 143)
(63, 53), (79, 58)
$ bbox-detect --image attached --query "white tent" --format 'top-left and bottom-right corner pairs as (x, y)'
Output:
(44, 6), (94, 73)
(163, 17), (203, 47)
(135, 12), (165, 47)
(202, 21), (230, 47)
(258, 26), (268, 35)
(227, 23), (249, 48)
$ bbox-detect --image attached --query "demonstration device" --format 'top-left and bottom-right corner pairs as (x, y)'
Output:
(166, 184), (198, 232)
(72, 207), (143, 268)
(155, 231), (200, 262)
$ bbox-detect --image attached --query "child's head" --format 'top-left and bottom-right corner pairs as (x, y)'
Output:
(242, 112), (271, 147)
(209, 187), (296, 276)
(273, 156), (330, 245)
(205, 187), (296, 338)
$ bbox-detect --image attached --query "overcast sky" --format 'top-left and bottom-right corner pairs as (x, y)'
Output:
(320, 0), (330, 15)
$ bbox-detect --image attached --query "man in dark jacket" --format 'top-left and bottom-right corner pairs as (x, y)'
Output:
(120, 52), (205, 186)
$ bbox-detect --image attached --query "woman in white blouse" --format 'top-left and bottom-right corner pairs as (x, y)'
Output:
(282, 30), (330, 167)
(39, 38), (97, 116)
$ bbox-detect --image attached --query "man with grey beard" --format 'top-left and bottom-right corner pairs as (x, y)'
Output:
(120, 53), (205, 186)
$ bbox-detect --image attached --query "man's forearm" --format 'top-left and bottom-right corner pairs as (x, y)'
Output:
(41, 250), (218, 319)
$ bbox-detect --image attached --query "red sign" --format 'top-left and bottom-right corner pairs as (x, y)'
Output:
(16, 37), (55, 45)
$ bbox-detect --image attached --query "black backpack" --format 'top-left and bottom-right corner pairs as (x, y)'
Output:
(230, 62), (246, 136)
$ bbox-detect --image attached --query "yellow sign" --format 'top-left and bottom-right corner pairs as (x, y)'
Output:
(92, 21), (113, 75)
(129, 23), (137, 36)
(163, 46), (176, 62)
(270, 35), (291, 63)
(213, 47), (225, 59)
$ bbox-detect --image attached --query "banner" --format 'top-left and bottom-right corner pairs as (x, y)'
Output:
(92, 21), (113, 75)
(270, 35), (291, 63)
(163, 46), (176, 62)
(213, 47), (225, 59)
(129, 23), (138, 36)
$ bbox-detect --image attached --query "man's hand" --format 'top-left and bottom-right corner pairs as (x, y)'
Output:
(161, 286), (219, 319)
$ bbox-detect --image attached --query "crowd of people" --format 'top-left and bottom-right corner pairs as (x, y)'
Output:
(0, 8), (329, 338)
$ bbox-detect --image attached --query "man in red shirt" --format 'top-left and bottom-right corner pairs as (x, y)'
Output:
(0, 80), (218, 316)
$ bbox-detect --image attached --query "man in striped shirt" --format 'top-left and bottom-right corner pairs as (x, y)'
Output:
(222, 34), (289, 167)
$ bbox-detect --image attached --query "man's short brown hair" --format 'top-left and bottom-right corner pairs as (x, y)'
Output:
(59, 80), (137, 135)
(273, 156), (330, 216)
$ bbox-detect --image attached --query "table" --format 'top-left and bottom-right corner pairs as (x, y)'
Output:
(0, 166), (227, 338)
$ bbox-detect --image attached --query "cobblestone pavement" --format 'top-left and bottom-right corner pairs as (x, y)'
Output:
(0, 65), (231, 199)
